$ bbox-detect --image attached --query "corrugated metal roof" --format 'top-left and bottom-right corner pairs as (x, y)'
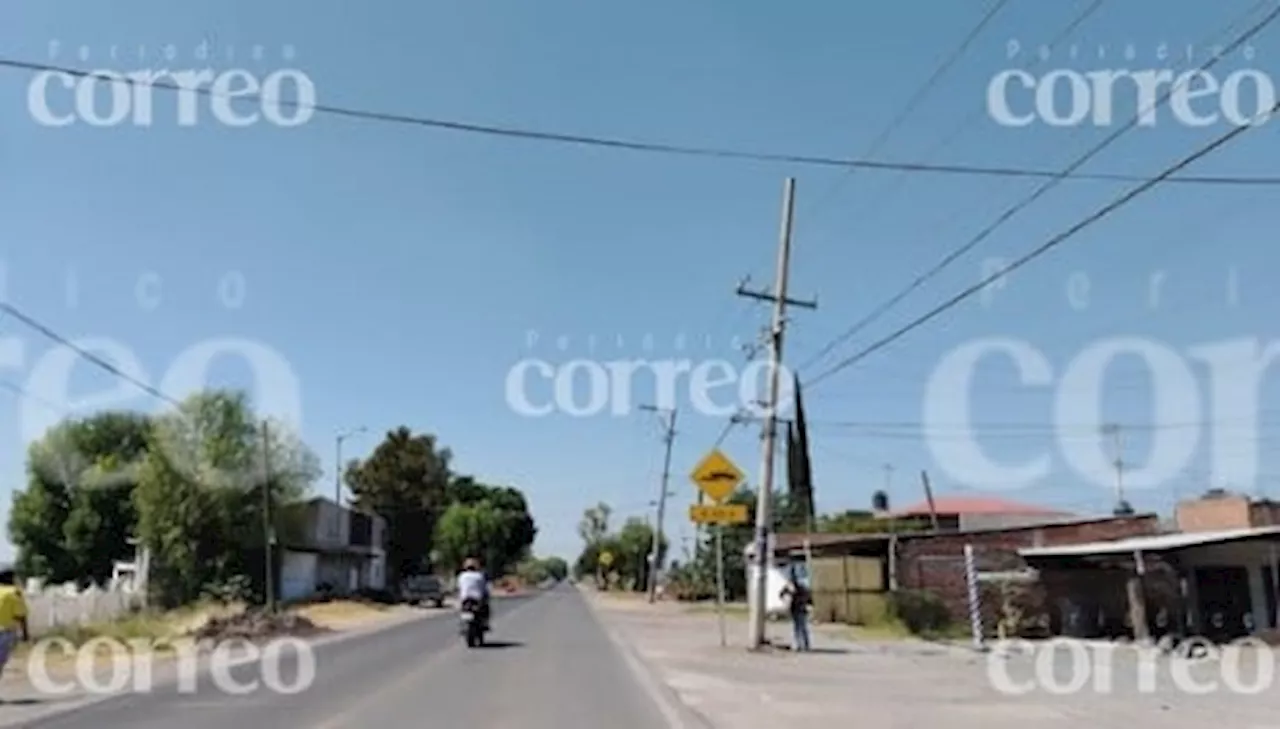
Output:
(1019, 525), (1280, 558)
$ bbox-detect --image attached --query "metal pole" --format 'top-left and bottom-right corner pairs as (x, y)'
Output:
(963, 544), (983, 651)
(647, 408), (677, 602)
(716, 523), (727, 647)
(262, 421), (276, 613)
(335, 435), (344, 506)
(748, 177), (797, 649)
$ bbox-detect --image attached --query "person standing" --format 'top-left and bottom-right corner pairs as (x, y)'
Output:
(0, 566), (29, 680)
(780, 567), (811, 652)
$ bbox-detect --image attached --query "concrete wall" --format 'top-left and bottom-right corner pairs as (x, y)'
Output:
(1176, 495), (1253, 532)
(898, 516), (1161, 627)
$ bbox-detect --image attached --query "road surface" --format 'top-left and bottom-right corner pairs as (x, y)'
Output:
(19, 586), (675, 729)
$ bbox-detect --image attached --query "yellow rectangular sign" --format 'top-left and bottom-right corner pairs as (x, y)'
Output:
(689, 504), (749, 524)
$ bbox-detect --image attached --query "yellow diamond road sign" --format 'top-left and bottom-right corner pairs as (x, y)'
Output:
(689, 448), (745, 503)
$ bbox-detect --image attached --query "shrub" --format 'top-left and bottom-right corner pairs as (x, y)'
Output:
(888, 589), (952, 636)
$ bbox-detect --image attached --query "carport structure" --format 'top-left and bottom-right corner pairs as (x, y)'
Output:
(1019, 526), (1280, 642)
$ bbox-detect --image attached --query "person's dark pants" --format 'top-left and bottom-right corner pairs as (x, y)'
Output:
(790, 610), (811, 651)
(464, 598), (490, 628)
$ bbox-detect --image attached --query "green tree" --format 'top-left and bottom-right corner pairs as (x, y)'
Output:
(9, 411), (151, 585)
(433, 500), (508, 576)
(345, 427), (452, 584)
(577, 502), (611, 546)
(690, 488), (790, 600)
(432, 488), (537, 578)
(135, 391), (317, 607)
(541, 556), (569, 582)
(596, 517), (667, 592)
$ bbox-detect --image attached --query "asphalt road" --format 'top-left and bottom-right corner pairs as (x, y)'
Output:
(21, 586), (674, 729)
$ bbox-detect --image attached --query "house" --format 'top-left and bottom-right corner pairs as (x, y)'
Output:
(754, 512), (1160, 629)
(277, 497), (387, 602)
(883, 495), (1078, 532)
(1022, 490), (1280, 642)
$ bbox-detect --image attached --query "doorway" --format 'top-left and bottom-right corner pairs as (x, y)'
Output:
(1194, 566), (1254, 641)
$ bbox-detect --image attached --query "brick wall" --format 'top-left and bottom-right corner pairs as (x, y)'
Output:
(1176, 495), (1252, 532)
(897, 515), (1159, 627)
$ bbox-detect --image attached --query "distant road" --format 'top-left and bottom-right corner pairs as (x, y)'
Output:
(23, 586), (674, 729)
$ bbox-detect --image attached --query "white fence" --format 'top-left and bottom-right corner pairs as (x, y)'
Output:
(22, 579), (144, 636)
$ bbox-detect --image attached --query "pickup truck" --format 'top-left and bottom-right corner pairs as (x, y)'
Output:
(400, 574), (446, 607)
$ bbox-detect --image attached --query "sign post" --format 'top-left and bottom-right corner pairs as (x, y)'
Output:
(599, 550), (614, 589)
(689, 448), (747, 647)
(715, 524), (726, 647)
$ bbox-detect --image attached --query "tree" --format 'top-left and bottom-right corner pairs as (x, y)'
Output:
(134, 390), (317, 607)
(689, 488), (790, 600)
(432, 487), (537, 578)
(344, 427), (452, 584)
(577, 502), (611, 547)
(541, 556), (568, 582)
(433, 500), (507, 576)
(574, 512), (668, 592)
(9, 411), (151, 585)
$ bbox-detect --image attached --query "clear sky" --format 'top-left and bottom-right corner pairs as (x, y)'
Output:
(4, 0), (1280, 565)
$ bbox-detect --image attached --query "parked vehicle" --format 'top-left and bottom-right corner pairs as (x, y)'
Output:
(400, 574), (445, 607)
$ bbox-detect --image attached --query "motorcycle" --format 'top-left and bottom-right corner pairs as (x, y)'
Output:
(459, 597), (487, 647)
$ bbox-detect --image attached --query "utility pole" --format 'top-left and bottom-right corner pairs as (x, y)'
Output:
(739, 178), (817, 650)
(641, 405), (677, 603)
(1103, 423), (1132, 515)
(261, 421), (276, 614)
(920, 470), (941, 533)
(884, 464), (897, 533)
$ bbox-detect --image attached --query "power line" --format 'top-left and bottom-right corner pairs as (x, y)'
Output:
(804, 0), (1011, 215)
(4, 57), (1280, 186)
(0, 301), (180, 406)
(808, 417), (1280, 433)
(805, 108), (1280, 388)
(800, 3), (1280, 380)
(823, 0), (1109, 232)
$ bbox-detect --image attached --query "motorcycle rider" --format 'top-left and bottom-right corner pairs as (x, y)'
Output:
(456, 556), (490, 628)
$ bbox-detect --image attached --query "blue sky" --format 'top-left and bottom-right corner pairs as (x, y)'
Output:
(4, 0), (1280, 565)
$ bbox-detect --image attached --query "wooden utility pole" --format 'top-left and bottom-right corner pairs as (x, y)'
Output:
(641, 405), (677, 603)
(739, 178), (817, 650)
(262, 421), (276, 613)
(920, 470), (941, 533)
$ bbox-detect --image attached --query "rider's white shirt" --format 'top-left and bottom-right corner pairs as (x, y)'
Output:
(456, 570), (488, 601)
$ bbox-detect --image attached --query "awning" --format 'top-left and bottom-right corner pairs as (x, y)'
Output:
(1019, 525), (1280, 559)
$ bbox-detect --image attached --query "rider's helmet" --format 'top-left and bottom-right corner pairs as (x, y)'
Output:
(462, 557), (481, 571)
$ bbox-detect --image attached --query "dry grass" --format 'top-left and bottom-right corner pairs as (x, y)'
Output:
(289, 600), (398, 631)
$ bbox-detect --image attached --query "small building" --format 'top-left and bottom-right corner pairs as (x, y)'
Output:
(760, 513), (1159, 629)
(277, 497), (387, 602)
(1021, 525), (1280, 642)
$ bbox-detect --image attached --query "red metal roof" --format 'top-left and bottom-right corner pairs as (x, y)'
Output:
(892, 496), (1072, 517)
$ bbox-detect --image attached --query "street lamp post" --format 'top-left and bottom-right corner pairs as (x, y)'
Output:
(335, 426), (367, 506)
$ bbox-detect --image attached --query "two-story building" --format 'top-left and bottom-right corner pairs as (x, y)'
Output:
(277, 497), (387, 602)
